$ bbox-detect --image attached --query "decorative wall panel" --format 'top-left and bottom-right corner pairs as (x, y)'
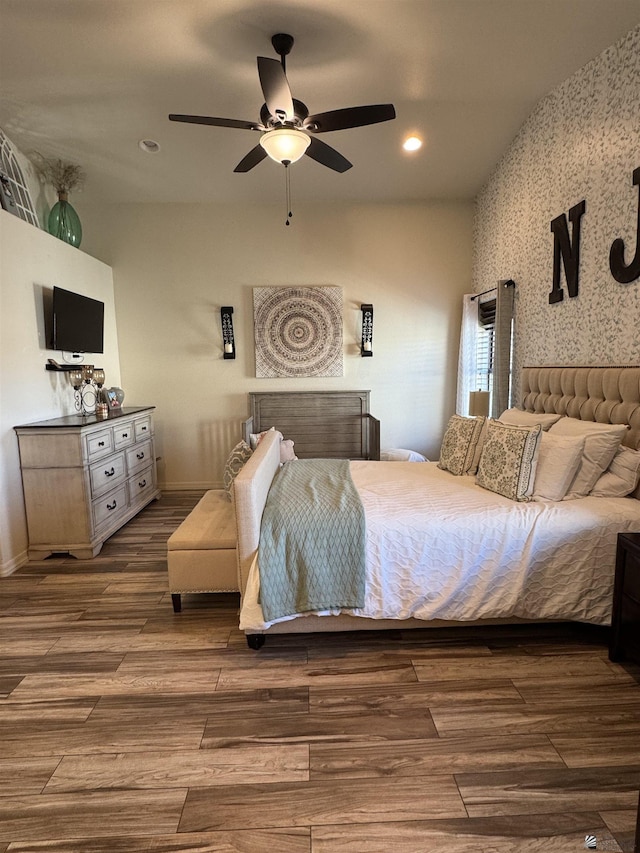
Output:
(473, 25), (640, 403)
(253, 286), (343, 378)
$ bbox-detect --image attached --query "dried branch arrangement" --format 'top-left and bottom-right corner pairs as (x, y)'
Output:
(33, 154), (85, 194)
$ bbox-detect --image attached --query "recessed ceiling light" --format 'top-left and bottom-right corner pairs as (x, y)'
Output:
(403, 136), (423, 152)
(138, 139), (161, 154)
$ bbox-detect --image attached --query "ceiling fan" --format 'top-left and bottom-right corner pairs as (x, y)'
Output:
(169, 33), (396, 174)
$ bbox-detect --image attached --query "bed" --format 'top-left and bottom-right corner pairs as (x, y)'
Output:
(233, 366), (640, 648)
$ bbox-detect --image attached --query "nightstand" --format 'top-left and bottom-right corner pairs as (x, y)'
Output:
(609, 532), (640, 665)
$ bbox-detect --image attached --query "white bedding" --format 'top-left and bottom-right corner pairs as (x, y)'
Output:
(239, 461), (640, 631)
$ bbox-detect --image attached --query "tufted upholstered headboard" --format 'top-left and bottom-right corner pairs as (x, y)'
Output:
(521, 365), (640, 451)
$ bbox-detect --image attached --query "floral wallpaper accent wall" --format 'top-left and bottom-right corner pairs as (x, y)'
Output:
(474, 25), (640, 403)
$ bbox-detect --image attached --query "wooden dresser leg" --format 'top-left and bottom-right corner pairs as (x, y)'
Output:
(171, 594), (182, 613)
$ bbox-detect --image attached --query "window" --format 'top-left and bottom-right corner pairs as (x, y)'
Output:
(474, 297), (496, 397)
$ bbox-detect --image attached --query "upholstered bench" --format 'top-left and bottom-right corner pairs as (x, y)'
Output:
(167, 489), (238, 612)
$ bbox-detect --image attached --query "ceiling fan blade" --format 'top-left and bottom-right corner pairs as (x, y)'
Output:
(233, 145), (268, 173)
(169, 114), (259, 131)
(305, 104), (396, 133)
(257, 56), (294, 122)
(305, 137), (352, 173)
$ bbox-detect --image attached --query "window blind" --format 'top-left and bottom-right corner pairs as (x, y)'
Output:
(475, 297), (496, 395)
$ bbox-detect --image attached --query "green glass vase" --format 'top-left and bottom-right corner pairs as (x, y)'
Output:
(48, 192), (82, 248)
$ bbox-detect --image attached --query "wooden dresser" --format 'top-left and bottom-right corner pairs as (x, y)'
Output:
(15, 406), (160, 559)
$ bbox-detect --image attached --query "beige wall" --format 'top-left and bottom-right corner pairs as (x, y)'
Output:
(81, 201), (473, 489)
(0, 212), (121, 574)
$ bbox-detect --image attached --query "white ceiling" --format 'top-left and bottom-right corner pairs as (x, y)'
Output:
(1, 0), (639, 206)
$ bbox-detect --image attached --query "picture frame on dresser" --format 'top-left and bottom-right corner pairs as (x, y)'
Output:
(104, 388), (120, 409)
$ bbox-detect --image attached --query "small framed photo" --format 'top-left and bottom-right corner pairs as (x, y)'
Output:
(105, 388), (120, 409)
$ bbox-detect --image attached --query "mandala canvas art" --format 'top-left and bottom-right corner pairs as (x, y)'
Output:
(254, 286), (343, 378)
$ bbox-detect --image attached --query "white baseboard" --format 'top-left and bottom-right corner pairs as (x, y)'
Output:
(1, 549), (28, 577)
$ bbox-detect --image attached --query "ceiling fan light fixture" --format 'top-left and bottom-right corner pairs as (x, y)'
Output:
(259, 128), (310, 165)
(403, 135), (423, 152)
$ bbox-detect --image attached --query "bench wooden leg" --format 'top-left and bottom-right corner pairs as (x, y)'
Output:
(171, 594), (182, 613)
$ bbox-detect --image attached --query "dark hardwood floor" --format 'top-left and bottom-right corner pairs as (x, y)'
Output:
(1, 490), (639, 851)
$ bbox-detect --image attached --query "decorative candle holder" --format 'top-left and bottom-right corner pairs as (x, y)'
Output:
(360, 304), (373, 357)
(69, 365), (104, 416)
(221, 306), (235, 359)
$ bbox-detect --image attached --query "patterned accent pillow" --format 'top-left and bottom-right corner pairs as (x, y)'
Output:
(476, 420), (542, 501)
(223, 440), (253, 501)
(438, 415), (486, 476)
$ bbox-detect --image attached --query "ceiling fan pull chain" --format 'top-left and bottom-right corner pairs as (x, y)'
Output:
(285, 162), (293, 226)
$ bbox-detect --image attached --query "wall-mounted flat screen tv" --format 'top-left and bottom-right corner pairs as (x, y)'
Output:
(52, 286), (105, 354)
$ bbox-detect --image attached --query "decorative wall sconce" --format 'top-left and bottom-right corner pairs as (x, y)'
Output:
(68, 365), (105, 416)
(360, 304), (373, 357)
(221, 306), (235, 359)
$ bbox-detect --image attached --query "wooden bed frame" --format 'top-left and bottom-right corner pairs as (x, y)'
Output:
(233, 366), (640, 646)
(242, 390), (380, 460)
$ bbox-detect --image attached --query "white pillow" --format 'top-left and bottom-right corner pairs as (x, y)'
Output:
(381, 448), (427, 462)
(548, 418), (628, 499)
(249, 426), (297, 464)
(532, 432), (585, 501)
(476, 420), (542, 501)
(499, 408), (562, 431)
(280, 438), (298, 463)
(249, 426), (282, 449)
(590, 446), (640, 497)
(438, 415), (486, 476)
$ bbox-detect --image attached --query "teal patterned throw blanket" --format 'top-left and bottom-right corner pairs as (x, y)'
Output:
(258, 459), (366, 622)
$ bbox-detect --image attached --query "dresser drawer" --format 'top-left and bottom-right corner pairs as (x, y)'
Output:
(126, 439), (152, 476)
(86, 428), (114, 460)
(128, 464), (155, 507)
(113, 422), (135, 450)
(134, 416), (152, 441)
(92, 483), (128, 529)
(89, 452), (126, 497)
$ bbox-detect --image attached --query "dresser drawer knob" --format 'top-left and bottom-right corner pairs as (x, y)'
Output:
(121, 432), (128, 439)
(104, 467), (115, 477)
(107, 500), (117, 511)
(138, 479), (147, 488)
(98, 441), (105, 447)
(141, 426), (147, 432)
(136, 451), (145, 460)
